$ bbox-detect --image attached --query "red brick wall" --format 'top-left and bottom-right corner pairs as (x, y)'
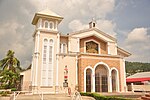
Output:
(78, 55), (122, 92)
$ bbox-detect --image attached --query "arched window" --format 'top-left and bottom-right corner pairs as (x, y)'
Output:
(111, 69), (118, 92)
(41, 39), (48, 86)
(49, 22), (54, 29)
(86, 69), (92, 92)
(48, 39), (53, 86)
(63, 43), (66, 53)
(60, 43), (67, 53)
(95, 65), (108, 92)
(41, 38), (54, 86)
(44, 21), (49, 29)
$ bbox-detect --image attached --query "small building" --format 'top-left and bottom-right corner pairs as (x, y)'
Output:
(126, 72), (150, 92)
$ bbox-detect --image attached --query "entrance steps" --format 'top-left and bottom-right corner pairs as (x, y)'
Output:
(141, 93), (150, 100)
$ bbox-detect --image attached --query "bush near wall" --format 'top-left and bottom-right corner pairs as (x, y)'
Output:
(80, 92), (131, 100)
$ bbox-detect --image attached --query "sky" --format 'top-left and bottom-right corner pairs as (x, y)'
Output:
(0, 0), (150, 68)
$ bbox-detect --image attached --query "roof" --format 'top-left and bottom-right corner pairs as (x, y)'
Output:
(117, 47), (131, 57)
(126, 72), (150, 82)
(37, 9), (63, 18)
(68, 27), (117, 42)
(127, 72), (150, 78)
(126, 77), (150, 82)
(32, 9), (63, 25)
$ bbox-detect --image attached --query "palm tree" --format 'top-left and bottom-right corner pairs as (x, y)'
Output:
(0, 50), (22, 89)
(0, 50), (22, 72)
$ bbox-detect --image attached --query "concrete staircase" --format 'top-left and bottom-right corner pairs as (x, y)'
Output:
(141, 93), (150, 100)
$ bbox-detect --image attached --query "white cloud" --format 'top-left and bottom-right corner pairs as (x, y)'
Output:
(88, 0), (115, 18)
(126, 28), (149, 44)
(0, 20), (33, 68)
(29, 0), (115, 19)
(68, 20), (88, 31)
(96, 19), (117, 37)
(125, 27), (150, 62)
(68, 19), (117, 37)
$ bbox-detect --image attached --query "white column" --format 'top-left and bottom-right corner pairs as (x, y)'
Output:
(31, 38), (36, 86)
(35, 31), (40, 86)
(75, 56), (78, 85)
(93, 70), (95, 92)
(56, 33), (60, 87)
(31, 55), (34, 86)
(77, 38), (80, 52)
(107, 70), (112, 92)
(107, 42), (110, 54)
(68, 37), (71, 52)
(115, 43), (117, 55)
(109, 74), (112, 92)
(123, 59), (127, 92)
(116, 70), (120, 92)
(56, 56), (59, 86)
(84, 70), (86, 92)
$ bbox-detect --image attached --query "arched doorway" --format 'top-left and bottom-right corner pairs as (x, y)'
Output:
(95, 65), (108, 92)
(86, 69), (92, 92)
(112, 69), (117, 92)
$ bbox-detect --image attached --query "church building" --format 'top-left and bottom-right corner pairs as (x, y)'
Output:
(21, 9), (131, 93)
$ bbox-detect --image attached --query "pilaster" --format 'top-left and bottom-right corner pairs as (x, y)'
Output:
(35, 31), (40, 86)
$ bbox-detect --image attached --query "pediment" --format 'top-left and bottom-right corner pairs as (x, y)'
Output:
(69, 28), (116, 43)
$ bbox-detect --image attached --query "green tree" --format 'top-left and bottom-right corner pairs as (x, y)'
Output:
(0, 50), (22, 89)
(125, 61), (150, 77)
(0, 50), (21, 72)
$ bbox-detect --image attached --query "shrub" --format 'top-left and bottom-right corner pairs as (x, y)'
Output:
(0, 91), (8, 96)
(11, 88), (17, 91)
(80, 92), (131, 100)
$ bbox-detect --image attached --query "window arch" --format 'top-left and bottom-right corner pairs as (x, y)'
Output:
(86, 69), (92, 92)
(111, 67), (119, 92)
(84, 66), (93, 92)
(41, 38), (54, 86)
(44, 21), (49, 29)
(49, 39), (53, 44)
(60, 43), (67, 53)
(49, 22), (54, 29)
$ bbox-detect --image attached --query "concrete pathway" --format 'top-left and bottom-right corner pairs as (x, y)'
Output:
(15, 94), (95, 100)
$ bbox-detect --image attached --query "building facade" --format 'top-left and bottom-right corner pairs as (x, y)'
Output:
(127, 72), (150, 92)
(22, 9), (131, 93)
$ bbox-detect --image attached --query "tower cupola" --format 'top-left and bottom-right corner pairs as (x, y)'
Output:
(89, 18), (96, 28)
(32, 9), (63, 31)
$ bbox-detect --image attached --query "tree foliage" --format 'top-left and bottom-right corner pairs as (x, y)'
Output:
(0, 50), (21, 71)
(125, 61), (150, 77)
(0, 50), (22, 89)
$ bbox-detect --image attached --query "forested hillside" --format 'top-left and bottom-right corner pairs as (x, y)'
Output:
(125, 61), (150, 77)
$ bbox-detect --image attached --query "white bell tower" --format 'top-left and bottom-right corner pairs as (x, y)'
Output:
(31, 9), (63, 93)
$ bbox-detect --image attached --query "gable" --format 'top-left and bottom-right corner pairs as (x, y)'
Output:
(80, 36), (107, 54)
(69, 28), (116, 43)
